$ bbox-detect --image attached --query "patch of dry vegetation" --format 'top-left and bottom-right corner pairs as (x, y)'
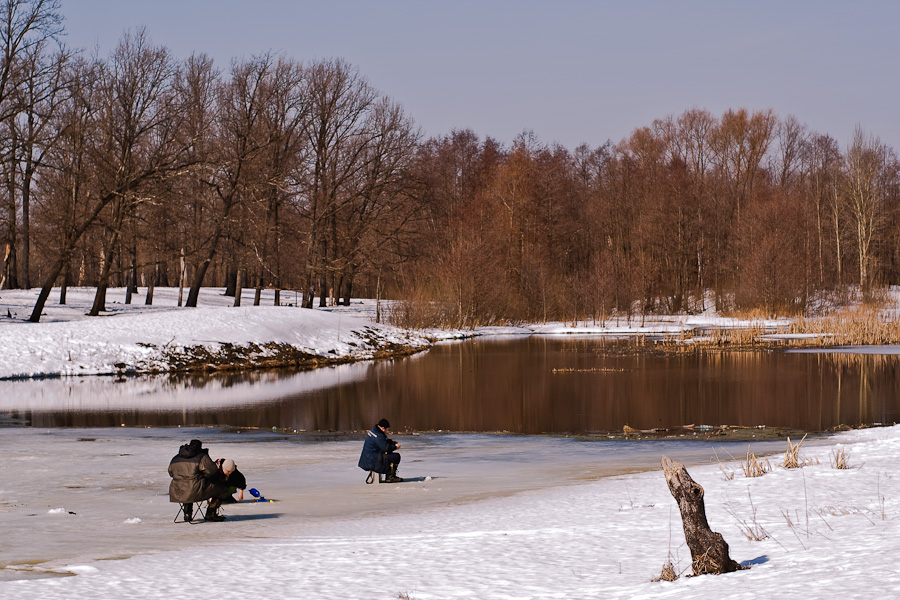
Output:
(741, 447), (772, 478)
(790, 305), (900, 345)
(783, 435), (819, 469)
(651, 556), (680, 582)
(726, 490), (770, 541)
(831, 447), (850, 469)
(660, 303), (900, 351)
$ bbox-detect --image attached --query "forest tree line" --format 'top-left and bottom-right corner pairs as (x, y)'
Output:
(2, 1), (899, 326)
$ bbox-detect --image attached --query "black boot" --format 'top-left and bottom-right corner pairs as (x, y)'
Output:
(385, 463), (404, 483)
(182, 503), (193, 522)
(205, 499), (226, 522)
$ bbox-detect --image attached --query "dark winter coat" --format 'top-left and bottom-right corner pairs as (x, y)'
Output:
(168, 441), (228, 503)
(358, 425), (397, 473)
(215, 458), (247, 490)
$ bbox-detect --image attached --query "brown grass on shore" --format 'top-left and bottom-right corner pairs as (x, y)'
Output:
(659, 304), (900, 351)
(789, 306), (900, 345)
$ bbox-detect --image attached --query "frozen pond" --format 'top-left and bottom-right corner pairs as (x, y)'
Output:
(0, 426), (809, 580)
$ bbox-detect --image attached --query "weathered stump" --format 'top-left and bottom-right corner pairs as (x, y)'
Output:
(661, 455), (742, 575)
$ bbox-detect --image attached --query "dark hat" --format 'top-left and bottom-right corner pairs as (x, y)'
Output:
(188, 439), (202, 450)
(377, 418), (391, 429)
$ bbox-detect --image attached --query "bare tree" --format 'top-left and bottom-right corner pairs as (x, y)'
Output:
(248, 56), (306, 305)
(29, 28), (196, 322)
(12, 42), (70, 289)
(184, 54), (284, 307)
(0, 0), (62, 288)
(805, 134), (842, 287)
(295, 58), (376, 308)
(844, 126), (892, 292)
(87, 28), (181, 316)
(27, 55), (101, 317)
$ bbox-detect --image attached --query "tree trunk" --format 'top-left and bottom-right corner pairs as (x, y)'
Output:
(233, 268), (242, 307)
(661, 456), (742, 576)
(342, 276), (353, 306)
(145, 263), (156, 305)
(29, 258), (66, 322)
(59, 262), (69, 305)
(318, 271), (328, 307)
(178, 249), (186, 307)
(186, 255), (214, 307)
(125, 272), (133, 304)
(224, 263), (237, 297)
(5, 138), (17, 290)
(22, 157), (34, 289)
(89, 244), (113, 316)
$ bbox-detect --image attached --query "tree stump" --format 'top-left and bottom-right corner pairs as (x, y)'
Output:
(661, 455), (742, 575)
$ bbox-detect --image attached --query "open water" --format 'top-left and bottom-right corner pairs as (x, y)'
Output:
(2, 337), (899, 432)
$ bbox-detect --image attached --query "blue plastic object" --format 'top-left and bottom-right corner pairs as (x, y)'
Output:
(248, 487), (267, 502)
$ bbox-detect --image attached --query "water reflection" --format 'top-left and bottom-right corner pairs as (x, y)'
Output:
(3, 337), (900, 433)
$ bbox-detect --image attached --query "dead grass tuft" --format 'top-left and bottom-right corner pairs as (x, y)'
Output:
(741, 447), (772, 477)
(830, 447), (850, 469)
(652, 556), (680, 582)
(783, 435), (818, 468)
(726, 490), (770, 542)
(691, 550), (722, 575)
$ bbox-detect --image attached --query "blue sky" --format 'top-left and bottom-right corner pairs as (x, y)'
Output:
(62, 1), (900, 151)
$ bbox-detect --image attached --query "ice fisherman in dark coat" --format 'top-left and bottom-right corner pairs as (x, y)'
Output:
(358, 418), (403, 483)
(168, 439), (230, 521)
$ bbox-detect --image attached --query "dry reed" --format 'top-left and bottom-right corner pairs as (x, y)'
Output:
(658, 304), (900, 351)
(789, 306), (900, 345)
(719, 465), (735, 480)
(741, 447), (772, 477)
(783, 435), (819, 468)
(652, 556), (679, 582)
(830, 447), (850, 469)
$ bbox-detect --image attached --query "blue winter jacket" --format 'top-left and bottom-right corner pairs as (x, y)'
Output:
(358, 425), (395, 473)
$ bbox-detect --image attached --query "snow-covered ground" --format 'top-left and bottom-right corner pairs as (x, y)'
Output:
(0, 425), (895, 598)
(0, 287), (430, 379)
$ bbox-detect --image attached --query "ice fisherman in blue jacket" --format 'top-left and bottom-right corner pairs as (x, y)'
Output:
(358, 418), (403, 482)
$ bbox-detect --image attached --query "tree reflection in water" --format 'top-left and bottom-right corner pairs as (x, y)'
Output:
(4, 338), (900, 432)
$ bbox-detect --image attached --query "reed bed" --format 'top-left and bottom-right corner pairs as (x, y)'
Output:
(789, 306), (900, 345)
(659, 305), (900, 351)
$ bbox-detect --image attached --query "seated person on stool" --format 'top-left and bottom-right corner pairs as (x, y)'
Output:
(358, 418), (403, 483)
(168, 439), (231, 522)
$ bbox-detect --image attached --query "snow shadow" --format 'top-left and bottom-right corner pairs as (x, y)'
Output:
(741, 556), (770, 567)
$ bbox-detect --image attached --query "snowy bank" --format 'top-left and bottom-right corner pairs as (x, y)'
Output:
(0, 287), (428, 379)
